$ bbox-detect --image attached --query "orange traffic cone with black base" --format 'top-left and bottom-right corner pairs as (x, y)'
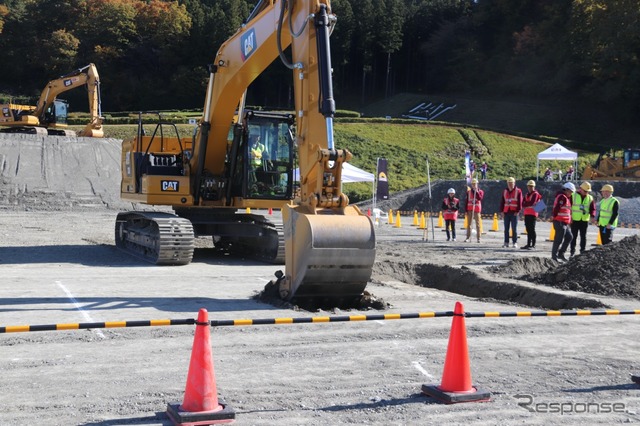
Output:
(421, 302), (490, 404)
(167, 308), (235, 425)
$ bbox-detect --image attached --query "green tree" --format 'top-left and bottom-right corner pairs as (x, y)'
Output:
(374, 0), (405, 98)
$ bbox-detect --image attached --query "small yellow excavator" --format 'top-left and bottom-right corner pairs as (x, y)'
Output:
(581, 148), (640, 180)
(0, 63), (103, 137)
(115, 0), (375, 303)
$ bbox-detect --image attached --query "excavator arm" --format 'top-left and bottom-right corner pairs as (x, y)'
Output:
(190, 0), (375, 301)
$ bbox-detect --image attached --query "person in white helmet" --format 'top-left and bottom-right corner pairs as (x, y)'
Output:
(551, 182), (575, 262)
(570, 181), (596, 255)
(442, 188), (460, 241)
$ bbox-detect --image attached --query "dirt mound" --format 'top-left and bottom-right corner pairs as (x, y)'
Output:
(495, 235), (640, 298)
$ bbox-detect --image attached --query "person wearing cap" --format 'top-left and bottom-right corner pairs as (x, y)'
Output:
(569, 181), (596, 255)
(596, 184), (619, 245)
(551, 182), (575, 261)
(499, 177), (523, 248)
(464, 178), (484, 243)
(521, 180), (542, 249)
(442, 188), (460, 241)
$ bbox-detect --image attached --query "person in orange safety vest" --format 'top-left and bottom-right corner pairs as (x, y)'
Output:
(521, 180), (542, 250)
(499, 177), (523, 248)
(551, 182), (575, 262)
(464, 179), (484, 243)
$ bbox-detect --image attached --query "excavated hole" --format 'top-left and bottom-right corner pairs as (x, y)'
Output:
(372, 260), (607, 310)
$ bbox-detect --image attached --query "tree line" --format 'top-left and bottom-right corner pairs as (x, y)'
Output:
(1, 0), (638, 118)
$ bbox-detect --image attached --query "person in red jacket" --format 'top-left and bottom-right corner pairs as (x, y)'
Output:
(442, 188), (460, 241)
(464, 178), (484, 243)
(521, 180), (542, 250)
(499, 177), (523, 248)
(551, 182), (575, 261)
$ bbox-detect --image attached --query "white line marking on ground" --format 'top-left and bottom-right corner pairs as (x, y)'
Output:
(56, 281), (105, 339)
(412, 361), (435, 380)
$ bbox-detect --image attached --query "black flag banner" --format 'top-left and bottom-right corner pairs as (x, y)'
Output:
(376, 158), (389, 201)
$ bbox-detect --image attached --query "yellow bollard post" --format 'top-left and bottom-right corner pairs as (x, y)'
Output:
(461, 213), (469, 230)
(546, 222), (556, 241)
(412, 210), (419, 226)
(388, 210), (394, 225)
(490, 213), (499, 232)
(436, 211), (444, 228)
(395, 211), (402, 228)
(480, 215), (485, 234)
(418, 212), (426, 229)
(246, 207), (251, 214)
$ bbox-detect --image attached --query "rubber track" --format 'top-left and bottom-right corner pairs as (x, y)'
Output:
(115, 212), (194, 265)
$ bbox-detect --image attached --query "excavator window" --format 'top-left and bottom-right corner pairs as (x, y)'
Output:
(243, 114), (294, 199)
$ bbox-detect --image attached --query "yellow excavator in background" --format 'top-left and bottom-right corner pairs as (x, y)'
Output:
(0, 63), (103, 137)
(581, 148), (640, 180)
(115, 0), (375, 303)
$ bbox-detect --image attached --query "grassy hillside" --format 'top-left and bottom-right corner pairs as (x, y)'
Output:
(334, 121), (596, 202)
(69, 119), (597, 204)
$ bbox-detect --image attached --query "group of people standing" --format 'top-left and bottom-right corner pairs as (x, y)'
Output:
(441, 178), (620, 261)
(550, 181), (619, 261)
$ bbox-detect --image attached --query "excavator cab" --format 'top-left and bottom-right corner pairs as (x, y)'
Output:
(237, 111), (295, 200)
(44, 99), (69, 126)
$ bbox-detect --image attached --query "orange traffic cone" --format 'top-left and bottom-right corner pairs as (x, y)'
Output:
(421, 302), (490, 404)
(268, 207), (273, 215)
(167, 309), (235, 425)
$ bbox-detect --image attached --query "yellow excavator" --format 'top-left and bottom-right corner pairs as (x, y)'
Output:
(115, 0), (375, 303)
(581, 148), (640, 180)
(0, 63), (103, 137)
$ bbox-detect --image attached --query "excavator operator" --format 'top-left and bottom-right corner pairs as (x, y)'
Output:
(250, 135), (268, 168)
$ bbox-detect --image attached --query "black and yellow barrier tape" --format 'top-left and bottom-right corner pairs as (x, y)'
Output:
(2, 309), (639, 334)
(0, 318), (194, 333)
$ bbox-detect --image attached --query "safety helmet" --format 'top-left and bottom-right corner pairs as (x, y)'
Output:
(507, 177), (515, 183)
(447, 188), (456, 194)
(580, 181), (592, 192)
(471, 178), (478, 184)
(601, 184), (614, 192)
(526, 180), (536, 187)
(563, 182), (576, 192)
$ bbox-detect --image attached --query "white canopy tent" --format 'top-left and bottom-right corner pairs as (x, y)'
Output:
(293, 162), (375, 183)
(536, 143), (577, 180)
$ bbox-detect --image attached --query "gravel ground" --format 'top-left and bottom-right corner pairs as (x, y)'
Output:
(2, 134), (640, 425)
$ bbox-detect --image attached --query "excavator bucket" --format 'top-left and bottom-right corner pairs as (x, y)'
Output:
(279, 204), (376, 301)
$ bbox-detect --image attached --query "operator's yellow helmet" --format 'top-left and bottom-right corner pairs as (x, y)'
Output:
(580, 181), (592, 192)
(526, 180), (536, 187)
(506, 177), (515, 183)
(471, 178), (479, 184)
(601, 184), (614, 192)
